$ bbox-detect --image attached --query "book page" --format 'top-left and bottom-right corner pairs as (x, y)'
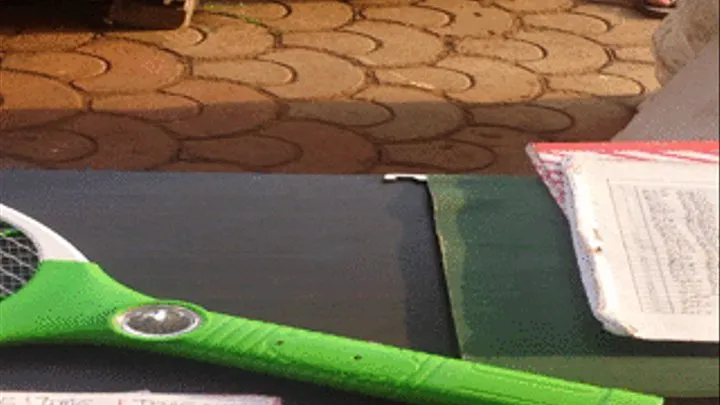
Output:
(563, 155), (719, 342)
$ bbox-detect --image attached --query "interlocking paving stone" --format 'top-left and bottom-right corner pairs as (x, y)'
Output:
(451, 126), (544, 175)
(534, 92), (635, 142)
(0, 0), (663, 175)
(161, 79), (278, 137)
(424, 0), (514, 37)
(515, 30), (610, 74)
(1, 52), (107, 81)
(262, 2), (353, 32)
(353, 0), (415, 6)
(193, 60), (294, 86)
(344, 21), (445, 67)
(548, 74), (644, 97)
(613, 46), (656, 63)
(74, 39), (184, 93)
(0, 156), (38, 169)
(438, 56), (543, 103)
(354, 86), (465, 142)
(287, 101), (392, 127)
(574, 4), (660, 46)
(0, 71), (84, 131)
(160, 161), (247, 172)
(374, 67), (472, 92)
(91, 93), (201, 122)
(470, 104), (573, 133)
(0, 129), (95, 163)
(362, 6), (451, 28)
(201, 1), (287, 20)
(382, 140), (495, 172)
(182, 136), (298, 167)
(523, 13), (609, 36)
(602, 61), (660, 92)
(0, 31), (94, 52)
(368, 164), (441, 174)
(455, 38), (544, 61)
(108, 27), (205, 49)
(260, 49), (366, 98)
(594, 19), (659, 46)
(282, 32), (377, 56)
(251, 121), (378, 173)
(163, 14), (274, 58)
(493, 0), (573, 12)
(56, 114), (179, 170)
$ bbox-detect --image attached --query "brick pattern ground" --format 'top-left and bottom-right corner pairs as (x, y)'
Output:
(0, 0), (661, 174)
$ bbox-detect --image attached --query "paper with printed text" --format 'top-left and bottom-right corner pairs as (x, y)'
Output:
(562, 155), (719, 342)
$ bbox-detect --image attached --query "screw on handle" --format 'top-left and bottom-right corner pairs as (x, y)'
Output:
(137, 311), (664, 405)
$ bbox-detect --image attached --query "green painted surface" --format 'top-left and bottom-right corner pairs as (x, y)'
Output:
(427, 175), (719, 398)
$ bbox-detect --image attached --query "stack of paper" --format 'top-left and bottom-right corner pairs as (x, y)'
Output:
(526, 141), (720, 342)
(0, 391), (282, 405)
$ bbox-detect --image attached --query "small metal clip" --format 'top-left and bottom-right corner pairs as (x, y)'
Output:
(382, 173), (428, 183)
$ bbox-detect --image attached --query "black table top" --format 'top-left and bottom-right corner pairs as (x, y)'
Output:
(0, 170), (453, 405)
(0, 170), (712, 405)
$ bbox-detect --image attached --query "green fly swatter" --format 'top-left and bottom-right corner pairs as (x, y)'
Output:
(0, 203), (664, 405)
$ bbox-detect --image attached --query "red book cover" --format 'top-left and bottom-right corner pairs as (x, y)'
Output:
(525, 141), (720, 211)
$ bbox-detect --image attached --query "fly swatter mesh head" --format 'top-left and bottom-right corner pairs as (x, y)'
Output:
(0, 221), (39, 301)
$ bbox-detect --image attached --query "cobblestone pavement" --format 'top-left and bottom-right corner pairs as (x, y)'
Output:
(0, 0), (661, 174)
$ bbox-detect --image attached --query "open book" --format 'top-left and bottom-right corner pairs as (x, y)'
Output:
(527, 141), (719, 342)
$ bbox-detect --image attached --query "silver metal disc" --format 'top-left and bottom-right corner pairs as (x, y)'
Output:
(117, 304), (201, 338)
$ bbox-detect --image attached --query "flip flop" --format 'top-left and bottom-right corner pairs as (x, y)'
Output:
(636, 0), (677, 18)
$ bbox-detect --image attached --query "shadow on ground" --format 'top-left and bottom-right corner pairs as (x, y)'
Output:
(0, 0), (112, 32)
(0, 96), (642, 175)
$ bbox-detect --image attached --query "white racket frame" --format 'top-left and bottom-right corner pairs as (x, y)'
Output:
(0, 203), (88, 262)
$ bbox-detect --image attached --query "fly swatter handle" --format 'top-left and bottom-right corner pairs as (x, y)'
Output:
(148, 311), (663, 405)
